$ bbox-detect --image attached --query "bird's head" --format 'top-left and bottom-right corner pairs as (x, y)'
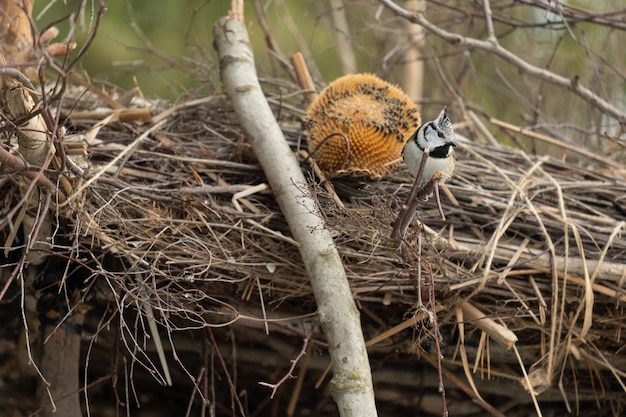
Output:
(414, 108), (456, 157)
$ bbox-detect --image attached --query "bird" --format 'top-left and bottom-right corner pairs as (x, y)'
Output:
(402, 107), (456, 201)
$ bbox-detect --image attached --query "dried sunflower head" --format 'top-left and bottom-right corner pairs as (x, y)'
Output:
(305, 73), (420, 179)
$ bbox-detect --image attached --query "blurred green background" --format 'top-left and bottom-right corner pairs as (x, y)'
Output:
(32, 1), (342, 98)
(31, 0), (625, 152)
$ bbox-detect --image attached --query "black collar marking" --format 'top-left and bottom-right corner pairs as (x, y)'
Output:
(429, 143), (454, 159)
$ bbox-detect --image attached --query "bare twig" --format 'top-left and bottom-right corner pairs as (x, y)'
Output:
(0, 146), (66, 203)
(378, 0), (626, 126)
(490, 117), (622, 169)
(258, 331), (312, 399)
(291, 53), (345, 209)
(206, 327), (246, 416)
(304, 131), (352, 177)
(482, 0), (497, 44)
(461, 301), (518, 350)
(290, 52), (317, 106)
(252, 0), (293, 77)
(325, 0), (357, 74)
(401, 242), (448, 416)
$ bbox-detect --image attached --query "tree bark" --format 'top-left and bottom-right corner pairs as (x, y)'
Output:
(36, 314), (85, 417)
(213, 14), (378, 417)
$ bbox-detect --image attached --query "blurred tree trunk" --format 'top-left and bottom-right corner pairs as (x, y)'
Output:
(0, 2), (83, 416)
(325, 0), (357, 74)
(402, 0), (425, 101)
(36, 315), (85, 417)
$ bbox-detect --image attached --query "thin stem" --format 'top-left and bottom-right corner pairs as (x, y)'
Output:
(377, 0), (626, 125)
(482, 0), (497, 44)
(391, 147), (430, 244)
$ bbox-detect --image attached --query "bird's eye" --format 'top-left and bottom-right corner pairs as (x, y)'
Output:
(437, 131), (445, 139)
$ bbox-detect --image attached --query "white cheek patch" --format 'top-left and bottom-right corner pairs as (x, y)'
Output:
(418, 123), (435, 149)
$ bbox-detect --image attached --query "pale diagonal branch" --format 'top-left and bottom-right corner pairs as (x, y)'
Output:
(213, 12), (378, 417)
(378, 0), (626, 126)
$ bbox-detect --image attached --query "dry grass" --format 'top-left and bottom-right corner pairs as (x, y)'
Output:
(2, 77), (625, 415)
